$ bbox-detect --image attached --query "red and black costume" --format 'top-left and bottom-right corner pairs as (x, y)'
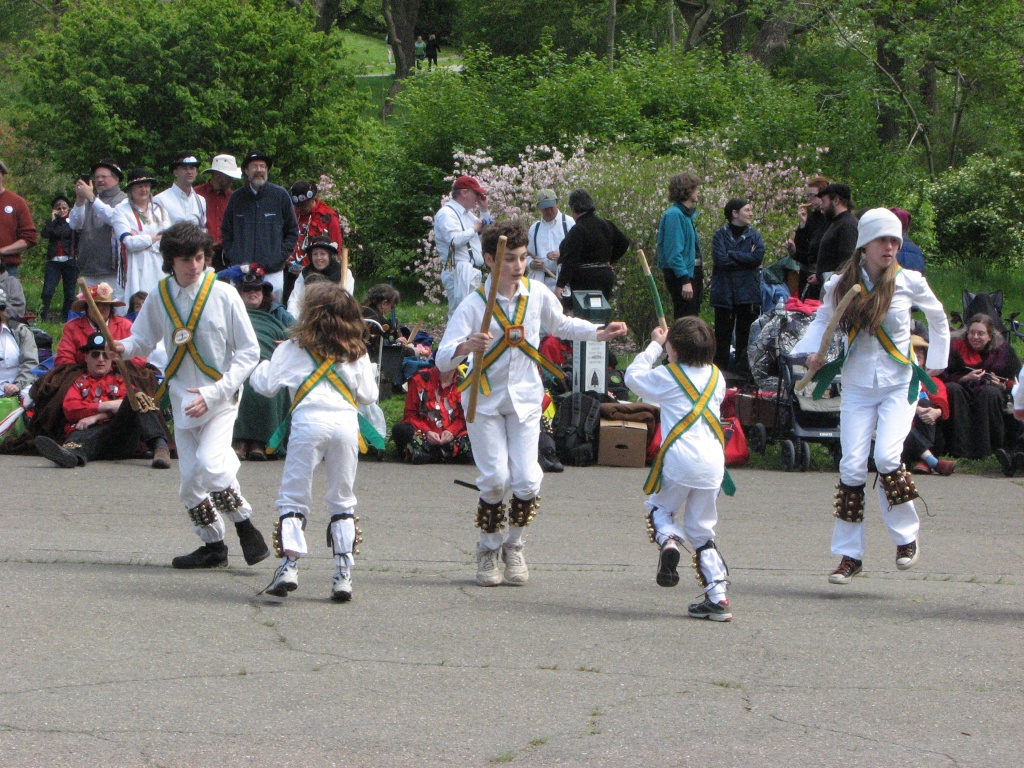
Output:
(391, 367), (471, 464)
(55, 315), (144, 367)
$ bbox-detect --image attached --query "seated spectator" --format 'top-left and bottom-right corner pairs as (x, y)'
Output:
(904, 336), (955, 475)
(941, 314), (1021, 460)
(229, 267), (293, 461)
(890, 208), (926, 274)
(32, 333), (170, 468)
(286, 235), (354, 321)
(55, 283), (141, 366)
(39, 194), (77, 321)
(125, 291), (148, 322)
(362, 283), (408, 346)
(1, 287), (39, 398)
(391, 365), (471, 463)
(0, 265), (26, 321)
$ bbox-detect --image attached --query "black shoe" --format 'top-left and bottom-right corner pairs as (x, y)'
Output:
(994, 449), (1015, 477)
(172, 542), (228, 569)
(656, 542), (680, 587)
(235, 519), (270, 566)
(687, 596), (733, 621)
(34, 436), (80, 468)
(539, 448), (564, 473)
(896, 540), (919, 570)
(828, 555), (863, 584)
(1013, 452), (1024, 473)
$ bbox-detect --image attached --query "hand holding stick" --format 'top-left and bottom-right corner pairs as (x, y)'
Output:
(794, 284), (862, 393)
(466, 235), (506, 423)
(637, 248), (668, 331)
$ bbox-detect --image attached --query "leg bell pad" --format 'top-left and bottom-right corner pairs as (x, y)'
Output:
(187, 498), (218, 527)
(508, 495), (539, 528)
(878, 465), (919, 507)
(834, 481), (866, 523)
(273, 511), (306, 557)
(475, 499), (506, 533)
(327, 513), (362, 556)
(692, 540), (729, 592)
(210, 487), (244, 514)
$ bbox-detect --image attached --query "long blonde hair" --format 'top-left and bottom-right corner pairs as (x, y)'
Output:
(831, 248), (900, 335)
(290, 282), (367, 362)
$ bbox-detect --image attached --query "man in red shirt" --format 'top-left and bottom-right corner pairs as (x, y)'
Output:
(284, 179), (344, 304)
(194, 154), (242, 270)
(33, 333), (170, 468)
(0, 159), (38, 276)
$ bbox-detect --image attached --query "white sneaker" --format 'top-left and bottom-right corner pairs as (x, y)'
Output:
(502, 542), (529, 585)
(266, 560), (298, 597)
(331, 570), (353, 602)
(476, 545), (502, 587)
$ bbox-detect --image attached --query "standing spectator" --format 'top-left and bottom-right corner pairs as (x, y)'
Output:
(285, 180), (344, 305)
(69, 158), (127, 304)
(221, 150), (298, 300)
(426, 34), (440, 70)
(194, 154), (241, 270)
(784, 176), (830, 299)
(656, 172), (702, 319)
(527, 188), (574, 293)
(710, 198), (765, 376)
(414, 35), (426, 69)
(813, 182), (858, 289)
(39, 194), (77, 321)
(434, 175), (492, 316)
(0, 159), (38, 277)
(0, 288), (38, 397)
(0, 262), (27, 320)
(556, 189), (629, 306)
(154, 153), (207, 227)
(112, 168), (172, 300)
(890, 207), (926, 274)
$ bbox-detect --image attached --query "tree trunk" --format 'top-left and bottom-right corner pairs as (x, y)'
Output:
(720, 0), (748, 57)
(749, 17), (796, 67)
(606, 0), (617, 68)
(382, 0), (422, 118)
(314, 0), (341, 32)
(874, 14), (903, 145)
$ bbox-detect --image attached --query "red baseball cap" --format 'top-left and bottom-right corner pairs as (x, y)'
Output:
(452, 175), (487, 196)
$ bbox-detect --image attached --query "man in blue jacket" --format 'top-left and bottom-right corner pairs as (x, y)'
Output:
(657, 172), (702, 319)
(221, 150), (298, 300)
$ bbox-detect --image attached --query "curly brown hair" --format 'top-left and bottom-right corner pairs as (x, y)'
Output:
(667, 316), (715, 367)
(668, 173), (700, 205)
(290, 282), (367, 362)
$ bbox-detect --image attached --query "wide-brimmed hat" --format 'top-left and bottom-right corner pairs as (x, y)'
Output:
(303, 235), (339, 256)
(290, 180), (317, 204)
(90, 158), (124, 181)
(234, 263), (272, 293)
(203, 154), (242, 179)
(241, 150), (273, 170)
(452, 175), (486, 196)
(124, 168), (157, 191)
(72, 282), (125, 313)
(911, 334), (928, 350)
(169, 153), (200, 171)
(80, 333), (107, 354)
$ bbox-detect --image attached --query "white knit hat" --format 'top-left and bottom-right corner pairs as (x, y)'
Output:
(855, 208), (903, 251)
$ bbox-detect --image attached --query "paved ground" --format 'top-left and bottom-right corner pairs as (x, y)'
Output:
(1, 453), (1022, 767)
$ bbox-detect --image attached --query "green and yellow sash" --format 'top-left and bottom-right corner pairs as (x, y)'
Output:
(643, 364), (735, 496)
(458, 280), (564, 397)
(156, 272), (221, 400)
(266, 350), (385, 455)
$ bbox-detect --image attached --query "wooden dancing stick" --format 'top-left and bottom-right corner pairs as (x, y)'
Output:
(466, 235), (506, 424)
(405, 320), (423, 348)
(340, 247), (350, 289)
(76, 278), (157, 413)
(794, 283), (863, 393)
(637, 248), (668, 331)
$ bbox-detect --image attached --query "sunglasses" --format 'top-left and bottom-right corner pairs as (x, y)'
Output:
(87, 350), (111, 359)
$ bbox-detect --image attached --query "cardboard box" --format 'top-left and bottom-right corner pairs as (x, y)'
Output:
(597, 419), (648, 468)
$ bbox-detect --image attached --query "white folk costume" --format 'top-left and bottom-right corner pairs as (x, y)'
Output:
(434, 199), (490, 316)
(154, 184), (207, 228)
(436, 276), (601, 585)
(792, 264), (949, 569)
(527, 212), (574, 291)
(625, 344), (731, 607)
(112, 198), (171, 300)
(250, 341), (378, 600)
(121, 271), (267, 567)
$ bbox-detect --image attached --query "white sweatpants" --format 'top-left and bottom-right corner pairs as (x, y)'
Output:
(466, 394), (542, 550)
(442, 261), (482, 318)
(833, 382), (919, 560)
(276, 407), (359, 567)
(645, 484), (728, 601)
(176, 407), (251, 543)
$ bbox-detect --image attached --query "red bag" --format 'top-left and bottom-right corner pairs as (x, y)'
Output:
(722, 416), (749, 467)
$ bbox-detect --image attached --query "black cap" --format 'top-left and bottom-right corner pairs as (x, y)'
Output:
(241, 150), (273, 170)
(818, 182), (852, 204)
(91, 158), (124, 181)
(124, 168), (158, 190)
(290, 180), (317, 204)
(80, 333), (107, 353)
(169, 152), (200, 171)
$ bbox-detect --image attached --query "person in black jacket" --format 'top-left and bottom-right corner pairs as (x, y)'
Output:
(785, 176), (830, 299)
(221, 150), (298, 301)
(556, 189), (629, 308)
(40, 194), (77, 321)
(813, 182), (858, 290)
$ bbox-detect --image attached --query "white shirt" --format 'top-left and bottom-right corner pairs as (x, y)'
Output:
(121, 276), (259, 428)
(791, 268), (949, 389)
(249, 339), (378, 417)
(527, 212), (574, 289)
(0, 324), (20, 386)
(433, 200), (483, 268)
(436, 277), (599, 420)
(154, 184), (207, 227)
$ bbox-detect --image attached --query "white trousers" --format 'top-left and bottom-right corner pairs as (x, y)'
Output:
(276, 409), (359, 567)
(833, 382), (919, 560)
(441, 261), (482, 318)
(645, 484), (728, 601)
(176, 407), (251, 543)
(466, 395), (542, 549)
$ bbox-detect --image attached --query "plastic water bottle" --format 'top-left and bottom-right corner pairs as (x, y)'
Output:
(775, 297), (786, 315)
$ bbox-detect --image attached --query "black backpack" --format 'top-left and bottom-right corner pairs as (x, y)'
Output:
(553, 391), (602, 466)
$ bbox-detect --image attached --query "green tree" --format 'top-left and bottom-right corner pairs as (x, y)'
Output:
(16, 0), (369, 178)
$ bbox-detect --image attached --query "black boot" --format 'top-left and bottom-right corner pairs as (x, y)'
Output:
(34, 436), (82, 468)
(235, 519), (270, 565)
(171, 541), (228, 569)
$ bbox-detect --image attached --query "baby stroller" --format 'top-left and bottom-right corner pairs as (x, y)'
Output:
(775, 353), (842, 471)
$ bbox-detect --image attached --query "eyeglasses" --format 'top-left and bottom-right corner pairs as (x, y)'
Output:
(87, 350), (111, 359)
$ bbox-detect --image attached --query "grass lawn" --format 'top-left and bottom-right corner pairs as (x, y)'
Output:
(339, 29), (462, 76)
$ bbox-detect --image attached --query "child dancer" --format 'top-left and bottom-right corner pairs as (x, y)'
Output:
(793, 208), (949, 584)
(625, 317), (733, 621)
(250, 281), (378, 602)
(436, 220), (627, 587)
(116, 221), (269, 569)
